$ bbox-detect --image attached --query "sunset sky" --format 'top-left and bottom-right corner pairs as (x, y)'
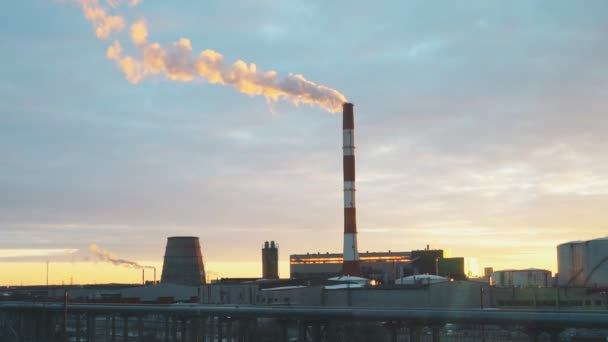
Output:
(1, 0), (607, 285)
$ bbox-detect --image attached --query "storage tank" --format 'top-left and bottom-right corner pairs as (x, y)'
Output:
(557, 241), (585, 287)
(583, 237), (608, 287)
(395, 275), (448, 285)
(491, 269), (551, 288)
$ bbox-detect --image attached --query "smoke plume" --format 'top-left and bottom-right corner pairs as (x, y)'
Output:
(70, 0), (347, 113)
(89, 243), (154, 270)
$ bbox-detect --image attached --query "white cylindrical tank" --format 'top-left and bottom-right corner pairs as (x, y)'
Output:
(557, 241), (585, 287)
(491, 269), (551, 287)
(395, 275), (448, 285)
(583, 237), (608, 287)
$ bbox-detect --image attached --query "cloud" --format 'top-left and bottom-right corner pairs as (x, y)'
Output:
(406, 40), (443, 59)
(0, 248), (78, 259)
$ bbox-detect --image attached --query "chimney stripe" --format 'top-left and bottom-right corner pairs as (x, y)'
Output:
(343, 103), (354, 129)
(344, 208), (357, 233)
(343, 155), (355, 181)
(343, 233), (359, 260)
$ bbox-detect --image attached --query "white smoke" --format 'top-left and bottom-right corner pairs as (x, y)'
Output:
(70, 0), (347, 113)
(89, 243), (154, 270)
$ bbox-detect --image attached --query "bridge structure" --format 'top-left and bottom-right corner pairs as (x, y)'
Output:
(1, 302), (607, 341)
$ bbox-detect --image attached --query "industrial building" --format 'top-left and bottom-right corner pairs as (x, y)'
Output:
(261, 241), (279, 279)
(437, 257), (479, 279)
(557, 237), (608, 288)
(437, 257), (466, 279)
(290, 251), (412, 283)
(410, 248), (443, 275)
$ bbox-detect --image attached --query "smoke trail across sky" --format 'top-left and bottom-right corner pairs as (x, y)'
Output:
(89, 243), (154, 270)
(69, 0), (347, 113)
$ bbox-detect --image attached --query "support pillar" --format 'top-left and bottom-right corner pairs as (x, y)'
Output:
(431, 325), (443, 342)
(200, 316), (207, 342)
(111, 314), (116, 342)
(18, 311), (25, 342)
(105, 316), (111, 342)
(190, 317), (199, 342)
(76, 314), (81, 342)
(122, 315), (129, 342)
(408, 325), (422, 342)
(42, 308), (48, 342)
(209, 317), (215, 342)
(137, 316), (144, 342)
(524, 327), (541, 342)
(87, 313), (96, 342)
(279, 319), (288, 342)
(164, 315), (170, 342)
(548, 327), (564, 342)
(171, 316), (178, 341)
(181, 318), (187, 342)
(298, 320), (307, 342)
(34, 312), (41, 342)
(311, 321), (321, 342)
(217, 317), (224, 342)
(249, 317), (257, 342)
(227, 318), (234, 342)
(384, 321), (400, 342)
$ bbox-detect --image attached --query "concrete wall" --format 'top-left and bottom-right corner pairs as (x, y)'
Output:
(120, 283), (197, 302)
(199, 284), (258, 304)
(198, 281), (608, 311)
(260, 287), (324, 306)
(493, 287), (607, 310)
(322, 281), (490, 308)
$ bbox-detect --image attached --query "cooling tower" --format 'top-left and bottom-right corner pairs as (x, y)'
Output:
(160, 236), (206, 286)
(342, 103), (362, 276)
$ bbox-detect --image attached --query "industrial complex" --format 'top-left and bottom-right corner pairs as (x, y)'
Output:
(1, 103), (607, 341)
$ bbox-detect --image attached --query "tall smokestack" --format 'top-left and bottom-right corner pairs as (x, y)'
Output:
(342, 103), (362, 276)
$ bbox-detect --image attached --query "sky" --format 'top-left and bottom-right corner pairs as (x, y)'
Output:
(1, 0), (607, 285)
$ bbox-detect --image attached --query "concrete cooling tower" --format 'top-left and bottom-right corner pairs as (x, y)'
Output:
(160, 236), (206, 286)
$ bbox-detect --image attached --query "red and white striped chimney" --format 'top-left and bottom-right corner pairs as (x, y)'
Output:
(342, 103), (362, 276)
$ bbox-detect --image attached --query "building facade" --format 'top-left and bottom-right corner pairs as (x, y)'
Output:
(290, 251), (412, 284)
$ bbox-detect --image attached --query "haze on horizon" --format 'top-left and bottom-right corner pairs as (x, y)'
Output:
(1, 0), (607, 285)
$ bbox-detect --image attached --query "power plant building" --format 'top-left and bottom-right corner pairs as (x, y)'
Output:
(437, 257), (466, 279)
(410, 248), (444, 275)
(290, 251), (411, 284)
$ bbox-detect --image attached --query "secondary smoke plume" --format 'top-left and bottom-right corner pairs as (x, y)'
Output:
(70, 0), (347, 113)
(89, 243), (154, 270)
